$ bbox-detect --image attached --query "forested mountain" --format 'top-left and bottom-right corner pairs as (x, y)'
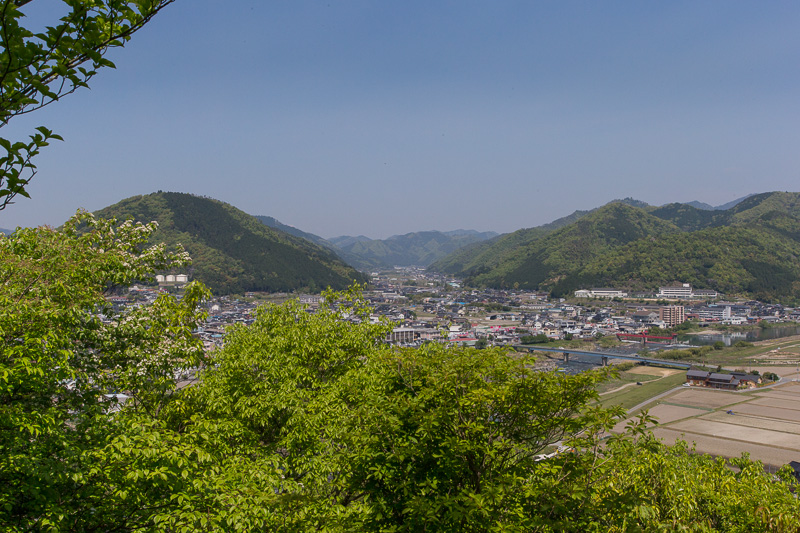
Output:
(431, 191), (800, 303)
(93, 192), (364, 294)
(0, 227), (11, 235)
(254, 217), (498, 271)
(431, 208), (597, 276)
(327, 230), (498, 270)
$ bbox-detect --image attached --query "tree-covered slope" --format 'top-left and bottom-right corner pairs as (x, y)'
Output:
(94, 192), (364, 294)
(328, 230), (498, 270)
(430, 207), (596, 275)
(433, 191), (800, 302)
(551, 225), (800, 301)
(647, 202), (731, 231)
(450, 203), (682, 288)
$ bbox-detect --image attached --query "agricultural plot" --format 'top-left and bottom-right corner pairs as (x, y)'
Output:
(612, 403), (706, 433)
(731, 402), (800, 423)
(746, 396), (800, 412)
(765, 382), (800, 394)
(668, 419), (800, 450)
(664, 389), (747, 409)
(651, 428), (800, 468)
(624, 366), (681, 377)
(637, 382), (800, 468)
(754, 390), (800, 401)
(701, 410), (800, 435)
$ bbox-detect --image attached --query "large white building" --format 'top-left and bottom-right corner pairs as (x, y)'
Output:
(658, 284), (693, 299)
(574, 288), (628, 299)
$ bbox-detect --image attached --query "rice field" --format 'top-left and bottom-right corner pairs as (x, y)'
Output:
(610, 380), (800, 468)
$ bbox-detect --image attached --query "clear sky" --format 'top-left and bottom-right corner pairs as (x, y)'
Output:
(2, 1), (799, 238)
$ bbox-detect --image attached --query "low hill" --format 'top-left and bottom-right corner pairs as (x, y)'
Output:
(94, 193), (364, 295)
(0, 227), (12, 235)
(553, 224), (800, 301)
(329, 230), (498, 270)
(431, 192), (800, 303)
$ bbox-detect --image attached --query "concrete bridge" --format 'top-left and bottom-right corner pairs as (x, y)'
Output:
(514, 345), (692, 370)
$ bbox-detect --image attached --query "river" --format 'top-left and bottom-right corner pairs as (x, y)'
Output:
(677, 325), (800, 347)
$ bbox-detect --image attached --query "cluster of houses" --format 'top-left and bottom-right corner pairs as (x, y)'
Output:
(103, 271), (799, 352)
(365, 273), (800, 347)
(685, 369), (763, 390)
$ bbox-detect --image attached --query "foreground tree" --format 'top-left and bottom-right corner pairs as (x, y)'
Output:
(0, 0), (175, 210)
(0, 211), (209, 530)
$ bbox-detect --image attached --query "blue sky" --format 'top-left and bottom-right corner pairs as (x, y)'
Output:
(2, 1), (799, 238)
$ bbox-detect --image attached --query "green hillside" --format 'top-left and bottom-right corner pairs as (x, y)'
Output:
(460, 203), (681, 288)
(551, 225), (800, 301)
(431, 192), (800, 303)
(431, 208), (593, 275)
(94, 192), (364, 295)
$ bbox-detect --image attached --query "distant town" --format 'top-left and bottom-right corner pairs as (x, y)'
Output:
(114, 269), (798, 355)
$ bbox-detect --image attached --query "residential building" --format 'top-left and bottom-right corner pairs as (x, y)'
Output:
(659, 306), (686, 327)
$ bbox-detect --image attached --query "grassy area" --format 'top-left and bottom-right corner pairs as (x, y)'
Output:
(598, 372), (687, 411)
(595, 370), (662, 394)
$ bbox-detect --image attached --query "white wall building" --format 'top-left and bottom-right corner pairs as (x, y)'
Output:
(574, 288), (628, 299)
(658, 283), (693, 299)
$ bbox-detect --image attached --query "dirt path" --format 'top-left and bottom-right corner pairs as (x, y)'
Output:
(601, 375), (662, 396)
(599, 367), (681, 396)
(600, 381), (643, 396)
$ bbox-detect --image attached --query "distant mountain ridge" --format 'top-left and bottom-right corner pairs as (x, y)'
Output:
(326, 230), (499, 271)
(0, 227), (11, 235)
(430, 191), (800, 303)
(255, 216), (498, 271)
(94, 192), (364, 295)
(685, 194), (755, 211)
(255, 215), (332, 249)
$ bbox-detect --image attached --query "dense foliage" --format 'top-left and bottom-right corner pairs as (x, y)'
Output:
(3, 219), (800, 530)
(0, 212), (209, 530)
(431, 192), (800, 303)
(95, 192), (364, 294)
